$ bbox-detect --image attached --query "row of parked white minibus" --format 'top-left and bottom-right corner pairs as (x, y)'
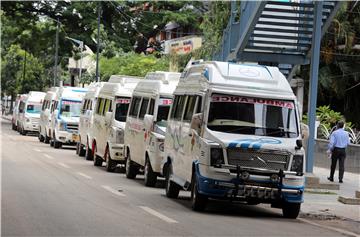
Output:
(12, 60), (307, 218)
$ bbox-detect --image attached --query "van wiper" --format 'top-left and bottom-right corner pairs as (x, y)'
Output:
(266, 129), (297, 137)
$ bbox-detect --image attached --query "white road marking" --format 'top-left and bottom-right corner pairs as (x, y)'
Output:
(101, 185), (126, 197)
(139, 206), (178, 224)
(43, 154), (54, 160)
(33, 148), (42, 152)
(57, 162), (70, 169)
(77, 172), (92, 180)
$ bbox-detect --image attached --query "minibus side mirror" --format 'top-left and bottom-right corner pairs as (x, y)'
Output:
(144, 114), (154, 131)
(105, 111), (112, 125)
(190, 113), (202, 134)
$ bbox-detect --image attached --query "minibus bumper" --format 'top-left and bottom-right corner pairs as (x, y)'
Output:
(56, 131), (79, 145)
(195, 163), (304, 203)
(110, 144), (126, 162)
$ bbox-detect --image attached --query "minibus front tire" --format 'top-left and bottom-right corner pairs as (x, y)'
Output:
(44, 134), (50, 144)
(93, 155), (103, 166)
(165, 165), (180, 198)
(282, 202), (301, 219)
(144, 157), (157, 187)
(105, 148), (116, 172)
(78, 144), (86, 157)
(39, 134), (45, 142)
(85, 141), (93, 160)
(191, 171), (208, 211)
(125, 153), (138, 179)
(54, 140), (62, 149)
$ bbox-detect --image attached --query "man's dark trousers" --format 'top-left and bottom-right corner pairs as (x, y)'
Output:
(330, 147), (346, 181)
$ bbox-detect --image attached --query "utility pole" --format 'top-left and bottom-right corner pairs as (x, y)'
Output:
(95, 2), (101, 82)
(306, 1), (323, 173)
(22, 49), (27, 92)
(54, 18), (60, 87)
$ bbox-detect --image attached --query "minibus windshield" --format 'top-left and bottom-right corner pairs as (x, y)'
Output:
(156, 98), (172, 127)
(60, 100), (81, 117)
(207, 94), (298, 138)
(26, 104), (42, 114)
(115, 97), (131, 122)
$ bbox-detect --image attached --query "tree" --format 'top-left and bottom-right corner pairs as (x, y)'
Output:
(1, 45), (45, 111)
(99, 52), (169, 81)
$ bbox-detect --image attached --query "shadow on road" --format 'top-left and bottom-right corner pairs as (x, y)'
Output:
(160, 193), (283, 219)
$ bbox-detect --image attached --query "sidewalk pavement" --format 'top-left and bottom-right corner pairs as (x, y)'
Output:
(302, 166), (360, 221)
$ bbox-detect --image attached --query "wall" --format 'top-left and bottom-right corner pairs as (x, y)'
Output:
(314, 139), (360, 174)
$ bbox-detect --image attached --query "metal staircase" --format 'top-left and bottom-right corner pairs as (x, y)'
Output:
(214, 0), (342, 80)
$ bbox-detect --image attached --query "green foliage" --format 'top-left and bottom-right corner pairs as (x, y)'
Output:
(302, 105), (352, 131)
(99, 52), (169, 81)
(197, 2), (230, 59)
(1, 45), (45, 95)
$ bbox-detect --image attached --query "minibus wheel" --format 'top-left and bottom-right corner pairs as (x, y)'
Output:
(85, 141), (93, 161)
(39, 134), (44, 142)
(125, 153), (138, 179)
(54, 140), (62, 149)
(282, 202), (300, 219)
(144, 157), (157, 187)
(165, 164), (180, 198)
(105, 147), (116, 172)
(191, 171), (208, 211)
(78, 144), (86, 157)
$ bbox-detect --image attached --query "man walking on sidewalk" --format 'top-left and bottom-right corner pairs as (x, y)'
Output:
(327, 121), (350, 183)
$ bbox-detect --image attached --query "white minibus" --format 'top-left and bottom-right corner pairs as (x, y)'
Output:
(77, 82), (105, 158)
(49, 87), (87, 148)
(163, 61), (305, 218)
(12, 94), (27, 131)
(91, 75), (142, 171)
(124, 72), (180, 186)
(39, 87), (59, 143)
(17, 91), (46, 135)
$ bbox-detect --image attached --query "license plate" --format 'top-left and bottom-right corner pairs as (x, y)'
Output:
(72, 134), (79, 142)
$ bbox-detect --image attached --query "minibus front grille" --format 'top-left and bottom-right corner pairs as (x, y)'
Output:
(31, 117), (40, 125)
(227, 148), (290, 171)
(66, 123), (78, 132)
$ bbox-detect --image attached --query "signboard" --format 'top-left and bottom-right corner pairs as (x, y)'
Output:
(164, 36), (202, 55)
(211, 95), (294, 109)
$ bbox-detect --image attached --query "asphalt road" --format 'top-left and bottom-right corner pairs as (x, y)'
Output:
(1, 119), (341, 236)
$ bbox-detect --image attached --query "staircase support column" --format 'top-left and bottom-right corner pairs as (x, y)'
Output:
(306, 1), (323, 173)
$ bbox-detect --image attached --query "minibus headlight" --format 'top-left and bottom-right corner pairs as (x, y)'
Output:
(59, 121), (66, 131)
(291, 155), (304, 175)
(116, 129), (124, 144)
(210, 147), (224, 167)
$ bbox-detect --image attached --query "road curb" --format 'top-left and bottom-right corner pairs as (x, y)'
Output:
(298, 218), (359, 237)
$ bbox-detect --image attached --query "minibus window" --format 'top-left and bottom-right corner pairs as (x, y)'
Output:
(174, 96), (186, 120)
(207, 94), (298, 138)
(148, 99), (155, 115)
(42, 101), (46, 111)
(139, 98), (149, 119)
(115, 97), (131, 122)
(27, 104), (42, 114)
(157, 106), (170, 123)
(183, 96), (197, 121)
(170, 96), (179, 119)
(129, 97), (141, 117)
(104, 99), (112, 114)
(60, 100), (82, 117)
